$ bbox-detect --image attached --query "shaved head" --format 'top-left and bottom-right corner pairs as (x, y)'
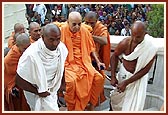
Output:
(29, 22), (41, 41)
(29, 22), (40, 31)
(85, 11), (98, 20)
(15, 33), (30, 46)
(42, 23), (61, 51)
(131, 21), (147, 43)
(68, 11), (82, 33)
(14, 23), (25, 33)
(68, 11), (82, 22)
(84, 11), (98, 28)
(42, 23), (60, 37)
(131, 21), (146, 33)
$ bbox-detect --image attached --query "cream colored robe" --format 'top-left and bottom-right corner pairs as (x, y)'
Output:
(111, 34), (158, 111)
(17, 38), (68, 111)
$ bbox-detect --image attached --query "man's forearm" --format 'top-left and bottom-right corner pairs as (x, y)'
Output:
(110, 53), (119, 78)
(125, 56), (155, 85)
(15, 73), (38, 95)
(92, 35), (107, 45)
(91, 52), (100, 64)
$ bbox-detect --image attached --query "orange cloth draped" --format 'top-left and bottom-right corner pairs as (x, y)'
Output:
(61, 24), (104, 110)
(53, 21), (66, 28)
(92, 21), (111, 69)
(81, 23), (93, 32)
(4, 45), (30, 111)
(7, 32), (15, 49)
(29, 36), (36, 43)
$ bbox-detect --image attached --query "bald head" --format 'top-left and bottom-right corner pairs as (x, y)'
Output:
(29, 22), (40, 31)
(15, 33), (30, 46)
(131, 21), (146, 33)
(29, 22), (41, 41)
(68, 12), (82, 33)
(43, 23), (60, 37)
(14, 23), (25, 33)
(85, 11), (98, 20)
(84, 11), (98, 28)
(42, 23), (61, 51)
(131, 21), (147, 43)
(68, 11), (82, 21)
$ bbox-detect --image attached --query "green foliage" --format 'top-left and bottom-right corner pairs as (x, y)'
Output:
(147, 4), (164, 38)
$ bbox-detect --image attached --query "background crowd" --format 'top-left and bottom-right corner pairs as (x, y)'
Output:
(25, 4), (152, 36)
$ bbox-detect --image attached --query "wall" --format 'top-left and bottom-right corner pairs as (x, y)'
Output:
(3, 4), (28, 47)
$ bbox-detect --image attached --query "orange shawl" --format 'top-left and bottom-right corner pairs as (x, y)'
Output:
(92, 21), (111, 69)
(61, 23), (99, 110)
(4, 45), (30, 111)
(53, 21), (66, 28)
(61, 23), (96, 77)
(7, 32), (15, 49)
(29, 36), (36, 43)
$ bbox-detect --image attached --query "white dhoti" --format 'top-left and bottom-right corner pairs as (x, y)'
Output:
(110, 34), (158, 111)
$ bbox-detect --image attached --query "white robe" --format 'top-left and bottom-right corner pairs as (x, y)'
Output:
(17, 38), (68, 111)
(111, 34), (158, 111)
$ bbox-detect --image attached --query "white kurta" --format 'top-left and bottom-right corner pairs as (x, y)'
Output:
(111, 34), (158, 111)
(17, 38), (68, 111)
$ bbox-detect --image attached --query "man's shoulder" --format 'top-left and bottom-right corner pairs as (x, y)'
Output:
(121, 36), (131, 43)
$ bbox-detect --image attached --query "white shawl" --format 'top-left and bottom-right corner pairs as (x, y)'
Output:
(111, 34), (158, 111)
(17, 38), (68, 111)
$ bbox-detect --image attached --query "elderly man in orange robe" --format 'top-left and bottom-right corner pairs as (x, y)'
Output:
(8, 23), (25, 49)
(84, 11), (111, 105)
(4, 33), (31, 111)
(60, 11), (105, 111)
(29, 22), (41, 43)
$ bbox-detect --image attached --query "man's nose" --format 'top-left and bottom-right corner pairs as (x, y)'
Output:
(37, 30), (41, 35)
(53, 40), (60, 46)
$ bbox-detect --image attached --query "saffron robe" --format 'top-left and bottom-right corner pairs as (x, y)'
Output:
(7, 32), (15, 49)
(29, 36), (36, 43)
(61, 23), (104, 110)
(92, 21), (111, 69)
(4, 45), (30, 111)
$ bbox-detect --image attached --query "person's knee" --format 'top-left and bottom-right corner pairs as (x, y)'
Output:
(95, 73), (104, 83)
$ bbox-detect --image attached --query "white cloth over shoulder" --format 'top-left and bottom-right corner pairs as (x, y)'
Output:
(17, 38), (68, 111)
(111, 34), (158, 111)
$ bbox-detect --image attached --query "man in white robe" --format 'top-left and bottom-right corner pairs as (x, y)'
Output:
(110, 21), (158, 111)
(16, 23), (68, 111)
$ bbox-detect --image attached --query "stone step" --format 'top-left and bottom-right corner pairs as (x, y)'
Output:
(144, 107), (159, 111)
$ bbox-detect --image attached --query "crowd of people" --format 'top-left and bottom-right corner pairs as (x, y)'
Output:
(25, 4), (151, 36)
(4, 4), (162, 112)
